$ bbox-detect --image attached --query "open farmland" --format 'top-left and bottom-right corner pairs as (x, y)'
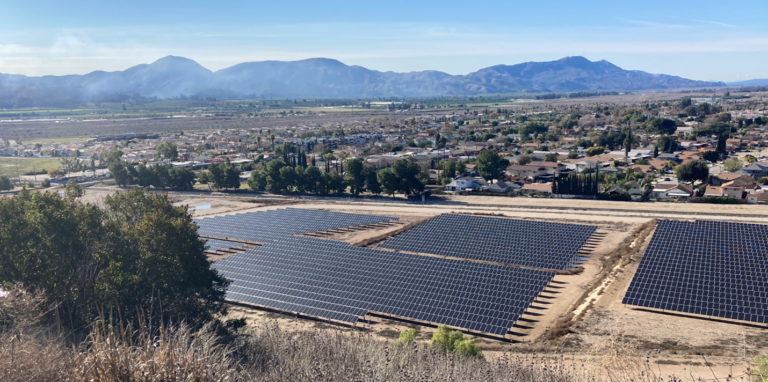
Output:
(0, 157), (62, 177)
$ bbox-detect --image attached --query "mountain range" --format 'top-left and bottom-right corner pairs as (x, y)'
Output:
(0, 56), (726, 108)
(726, 79), (768, 86)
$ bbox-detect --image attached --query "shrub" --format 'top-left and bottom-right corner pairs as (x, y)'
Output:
(398, 328), (417, 345)
(41, 179), (51, 188)
(431, 325), (483, 358)
(754, 355), (768, 381)
(453, 338), (484, 358)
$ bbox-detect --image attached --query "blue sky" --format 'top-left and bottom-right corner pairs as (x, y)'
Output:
(2, 0), (767, 81)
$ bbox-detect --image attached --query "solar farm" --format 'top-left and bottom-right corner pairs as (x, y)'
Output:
(194, 208), (601, 338)
(623, 219), (768, 325)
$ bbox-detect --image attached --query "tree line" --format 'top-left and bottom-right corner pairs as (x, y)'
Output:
(245, 157), (426, 197)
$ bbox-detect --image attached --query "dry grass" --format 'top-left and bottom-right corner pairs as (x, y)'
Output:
(0, 282), (745, 382)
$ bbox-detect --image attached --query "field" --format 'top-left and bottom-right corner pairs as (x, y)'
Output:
(2, 88), (762, 141)
(0, 157), (61, 177)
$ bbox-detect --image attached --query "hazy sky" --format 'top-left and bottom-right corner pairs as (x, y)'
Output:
(2, 0), (767, 81)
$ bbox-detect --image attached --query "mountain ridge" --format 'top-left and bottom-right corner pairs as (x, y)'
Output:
(0, 56), (726, 108)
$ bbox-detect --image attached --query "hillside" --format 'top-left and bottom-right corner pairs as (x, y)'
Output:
(0, 56), (725, 107)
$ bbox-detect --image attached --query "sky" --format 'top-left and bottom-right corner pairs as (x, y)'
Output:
(1, 0), (767, 82)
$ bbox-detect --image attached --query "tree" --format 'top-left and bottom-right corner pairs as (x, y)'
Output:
(322, 171), (346, 194)
(516, 154), (534, 165)
(345, 158), (365, 195)
(47, 168), (65, 179)
(646, 118), (677, 135)
(0, 175), (12, 191)
(585, 146), (605, 157)
(108, 162), (132, 187)
(378, 168), (399, 197)
(476, 149), (510, 183)
(702, 151), (720, 162)
(456, 161), (466, 175)
(64, 180), (85, 198)
(656, 135), (678, 153)
(303, 166), (324, 193)
(568, 150), (579, 159)
(675, 160), (709, 183)
(544, 153), (559, 162)
(60, 153), (85, 175)
(41, 178), (51, 188)
(363, 167), (382, 194)
(0, 189), (229, 331)
(724, 158), (744, 172)
(247, 170), (267, 191)
(208, 159), (242, 190)
(745, 155), (757, 164)
(198, 170), (211, 185)
(279, 166), (298, 191)
(264, 159), (287, 193)
(156, 141), (179, 161)
(104, 148), (124, 166)
(716, 133), (728, 154)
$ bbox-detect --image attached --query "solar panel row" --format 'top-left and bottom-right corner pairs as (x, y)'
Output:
(204, 238), (244, 251)
(213, 236), (554, 335)
(623, 220), (768, 324)
(379, 214), (597, 270)
(195, 208), (398, 243)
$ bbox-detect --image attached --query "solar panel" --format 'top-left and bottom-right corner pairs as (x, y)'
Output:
(379, 214), (597, 270)
(203, 238), (245, 251)
(623, 219), (768, 325)
(196, 208), (555, 336)
(214, 236), (553, 335)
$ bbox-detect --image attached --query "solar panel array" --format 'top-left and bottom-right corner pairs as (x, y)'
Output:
(195, 208), (398, 243)
(213, 236), (553, 335)
(623, 220), (768, 324)
(194, 208), (561, 336)
(379, 214), (597, 270)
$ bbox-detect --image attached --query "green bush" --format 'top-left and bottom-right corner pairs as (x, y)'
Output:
(398, 328), (417, 345)
(753, 355), (768, 381)
(453, 338), (484, 358)
(431, 325), (483, 358)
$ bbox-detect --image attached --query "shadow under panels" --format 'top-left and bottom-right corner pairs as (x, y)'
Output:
(197, 209), (563, 338)
(623, 219), (768, 326)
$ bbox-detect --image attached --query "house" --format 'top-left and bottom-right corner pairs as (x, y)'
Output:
(747, 192), (768, 204)
(527, 161), (568, 174)
(721, 181), (746, 199)
(481, 181), (522, 194)
(520, 183), (552, 196)
(665, 184), (694, 200)
(704, 186), (725, 197)
(656, 153), (680, 163)
(652, 183), (690, 200)
(505, 165), (551, 179)
(711, 173), (755, 187)
(740, 162), (768, 179)
(629, 164), (656, 176)
(444, 176), (486, 191)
